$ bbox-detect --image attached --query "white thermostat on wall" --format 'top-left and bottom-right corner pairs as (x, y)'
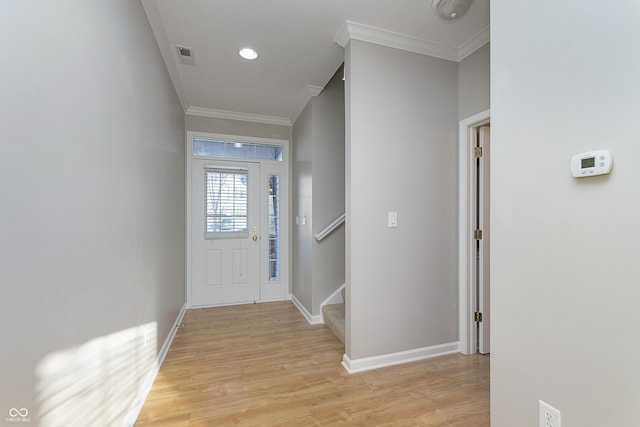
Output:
(570, 149), (612, 178)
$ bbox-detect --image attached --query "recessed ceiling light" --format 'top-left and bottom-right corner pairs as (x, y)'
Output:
(239, 47), (258, 60)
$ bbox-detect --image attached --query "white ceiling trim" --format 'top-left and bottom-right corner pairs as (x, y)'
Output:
(186, 107), (292, 126)
(335, 20), (489, 63)
(290, 85), (324, 124)
(335, 20), (459, 62)
(457, 25), (490, 61)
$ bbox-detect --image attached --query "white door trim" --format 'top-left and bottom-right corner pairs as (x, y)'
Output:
(185, 131), (290, 309)
(458, 109), (490, 355)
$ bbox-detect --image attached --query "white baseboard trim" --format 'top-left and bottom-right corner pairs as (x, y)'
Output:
(122, 303), (187, 427)
(341, 341), (460, 374)
(291, 294), (323, 325)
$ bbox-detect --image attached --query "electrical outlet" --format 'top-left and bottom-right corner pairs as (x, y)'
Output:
(539, 400), (561, 427)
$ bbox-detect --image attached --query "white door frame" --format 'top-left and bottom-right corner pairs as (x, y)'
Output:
(458, 109), (491, 355)
(185, 131), (290, 309)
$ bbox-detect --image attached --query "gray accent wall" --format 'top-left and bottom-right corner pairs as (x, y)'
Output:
(345, 40), (458, 359)
(0, 2), (185, 425)
(491, 1), (640, 425)
(459, 43), (490, 119)
(292, 66), (346, 315)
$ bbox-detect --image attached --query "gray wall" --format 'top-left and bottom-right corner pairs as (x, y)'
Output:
(345, 40), (458, 359)
(311, 67), (346, 313)
(491, 1), (640, 425)
(292, 104), (314, 310)
(459, 43), (490, 119)
(0, 2), (185, 425)
(292, 66), (346, 315)
(185, 114), (291, 141)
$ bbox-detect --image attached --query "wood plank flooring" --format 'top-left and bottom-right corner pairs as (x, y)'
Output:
(136, 301), (489, 426)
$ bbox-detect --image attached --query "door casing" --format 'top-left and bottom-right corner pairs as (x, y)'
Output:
(476, 126), (490, 354)
(458, 109), (490, 355)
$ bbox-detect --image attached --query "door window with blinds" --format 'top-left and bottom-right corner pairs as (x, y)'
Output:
(204, 167), (248, 238)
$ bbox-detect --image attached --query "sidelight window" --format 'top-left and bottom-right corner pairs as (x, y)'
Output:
(267, 175), (281, 281)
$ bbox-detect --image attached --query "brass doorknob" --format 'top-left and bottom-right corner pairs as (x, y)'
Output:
(252, 236), (258, 241)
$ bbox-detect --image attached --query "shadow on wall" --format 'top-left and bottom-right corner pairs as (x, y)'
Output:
(34, 322), (158, 426)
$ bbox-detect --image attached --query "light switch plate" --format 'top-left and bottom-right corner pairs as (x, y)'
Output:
(388, 212), (398, 228)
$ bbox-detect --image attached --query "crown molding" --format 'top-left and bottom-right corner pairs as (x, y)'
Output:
(458, 25), (490, 61)
(306, 85), (323, 97)
(335, 20), (489, 63)
(290, 85), (324, 124)
(334, 21), (352, 49)
(335, 20), (458, 62)
(186, 106), (291, 126)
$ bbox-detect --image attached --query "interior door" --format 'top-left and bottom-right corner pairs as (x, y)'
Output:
(191, 159), (260, 306)
(477, 126), (490, 354)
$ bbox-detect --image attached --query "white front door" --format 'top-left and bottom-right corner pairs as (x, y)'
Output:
(191, 159), (260, 306)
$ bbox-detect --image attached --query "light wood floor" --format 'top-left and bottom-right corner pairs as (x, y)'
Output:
(136, 301), (489, 426)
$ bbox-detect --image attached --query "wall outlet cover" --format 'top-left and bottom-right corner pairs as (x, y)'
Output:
(539, 400), (561, 427)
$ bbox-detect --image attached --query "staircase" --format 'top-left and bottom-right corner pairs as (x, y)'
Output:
(314, 214), (346, 344)
(322, 288), (345, 343)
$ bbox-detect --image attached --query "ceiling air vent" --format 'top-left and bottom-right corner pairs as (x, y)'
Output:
(176, 45), (196, 65)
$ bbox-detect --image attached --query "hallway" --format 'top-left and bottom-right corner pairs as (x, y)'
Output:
(136, 302), (489, 426)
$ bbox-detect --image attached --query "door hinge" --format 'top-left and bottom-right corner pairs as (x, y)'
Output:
(473, 229), (483, 240)
(474, 312), (483, 322)
(473, 147), (483, 158)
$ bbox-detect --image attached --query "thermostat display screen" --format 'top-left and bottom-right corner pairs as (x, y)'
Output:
(581, 157), (595, 169)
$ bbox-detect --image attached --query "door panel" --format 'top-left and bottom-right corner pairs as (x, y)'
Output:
(205, 250), (222, 287)
(191, 159), (260, 306)
(232, 248), (248, 285)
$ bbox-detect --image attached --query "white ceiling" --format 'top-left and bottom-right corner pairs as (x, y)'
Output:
(142, 0), (490, 125)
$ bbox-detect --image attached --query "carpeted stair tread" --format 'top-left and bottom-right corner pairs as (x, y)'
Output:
(322, 303), (345, 344)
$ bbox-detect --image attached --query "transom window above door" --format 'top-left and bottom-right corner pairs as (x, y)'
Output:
(194, 138), (283, 162)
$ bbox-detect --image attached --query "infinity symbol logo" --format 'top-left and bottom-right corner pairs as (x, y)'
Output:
(9, 408), (28, 417)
